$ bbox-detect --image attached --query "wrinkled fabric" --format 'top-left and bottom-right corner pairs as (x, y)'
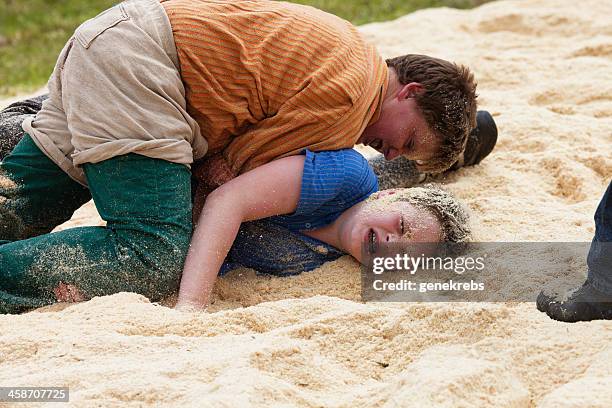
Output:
(22, 0), (204, 186)
(161, 0), (388, 175)
(0, 138), (192, 314)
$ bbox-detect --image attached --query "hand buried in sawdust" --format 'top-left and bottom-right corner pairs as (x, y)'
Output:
(53, 282), (86, 303)
(192, 153), (236, 189)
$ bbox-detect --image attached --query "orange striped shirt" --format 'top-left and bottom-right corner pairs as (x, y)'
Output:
(161, 0), (388, 174)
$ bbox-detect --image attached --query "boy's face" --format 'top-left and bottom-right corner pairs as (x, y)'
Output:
(342, 191), (442, 262)
(360, 83), (441, 163)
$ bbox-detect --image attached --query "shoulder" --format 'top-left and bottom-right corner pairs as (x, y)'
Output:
(269, 149), (377, 230)
(338, 150), (378, 202)
(304, 148), (369, 181)
(339, 149), (373, 179)
(305, 148), (378, 198)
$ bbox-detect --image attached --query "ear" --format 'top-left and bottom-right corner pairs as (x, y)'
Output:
(397, 82), (424, 100)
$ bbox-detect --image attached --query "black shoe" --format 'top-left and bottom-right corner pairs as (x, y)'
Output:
(449, 110), (498, 171)
(536, 280), (612, 322)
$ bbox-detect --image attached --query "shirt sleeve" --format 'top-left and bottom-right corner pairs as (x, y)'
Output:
(293, 149), (348, 216)
(337, 148), (379, 210)
(270, 148), (379, 231)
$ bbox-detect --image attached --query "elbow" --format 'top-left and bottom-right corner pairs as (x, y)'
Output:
(205, 185), (224, 204)
(201, 184), (246, 221)
(205, 183), (235, 206)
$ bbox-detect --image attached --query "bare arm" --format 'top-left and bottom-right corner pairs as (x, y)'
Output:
(176, 155), (306, 310)
(191, 154), (237, 223)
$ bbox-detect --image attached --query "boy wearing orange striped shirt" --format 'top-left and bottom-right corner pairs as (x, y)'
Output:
(0, 0), (477, 312)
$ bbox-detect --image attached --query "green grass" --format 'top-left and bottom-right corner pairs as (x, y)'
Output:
(291, 0), (489, 25)
(0, 0), (490, 97)
(0, 0), (119, 96)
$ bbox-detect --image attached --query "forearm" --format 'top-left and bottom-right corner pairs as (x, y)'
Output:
(177, 190), (243, 308)
(177, 155), (304, 310)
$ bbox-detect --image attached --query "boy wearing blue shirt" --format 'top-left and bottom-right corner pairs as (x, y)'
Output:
(176, 148), (470, 310)
(0, 100), (489, 312)
(221, 152), (471, 278)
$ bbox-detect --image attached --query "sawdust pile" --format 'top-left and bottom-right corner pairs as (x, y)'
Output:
(1, 0), (611, 406)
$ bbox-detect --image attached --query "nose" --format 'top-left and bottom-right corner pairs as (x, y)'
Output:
(386, 232), (399, 243)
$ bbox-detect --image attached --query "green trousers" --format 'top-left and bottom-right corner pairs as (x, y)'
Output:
(0, 134), (192, 314)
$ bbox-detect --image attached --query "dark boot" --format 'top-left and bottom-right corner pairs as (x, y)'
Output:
(449, 110), (498, 171)
(537, 280), (612, 322)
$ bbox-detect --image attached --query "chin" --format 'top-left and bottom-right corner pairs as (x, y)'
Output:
(349, 249), (362, 263)
(343, 242), (357, 262)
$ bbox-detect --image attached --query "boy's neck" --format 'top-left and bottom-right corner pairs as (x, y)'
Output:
(302, 202), (363, 253)
(302, 222), (342, 251)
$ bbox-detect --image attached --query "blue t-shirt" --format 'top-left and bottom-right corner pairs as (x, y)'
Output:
(270, 149), (378, 231)
(221, 149), (378, 275)
(220, 219), (345, 276)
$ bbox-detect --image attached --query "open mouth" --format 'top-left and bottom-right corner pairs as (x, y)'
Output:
(367, 228), (378, 254)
